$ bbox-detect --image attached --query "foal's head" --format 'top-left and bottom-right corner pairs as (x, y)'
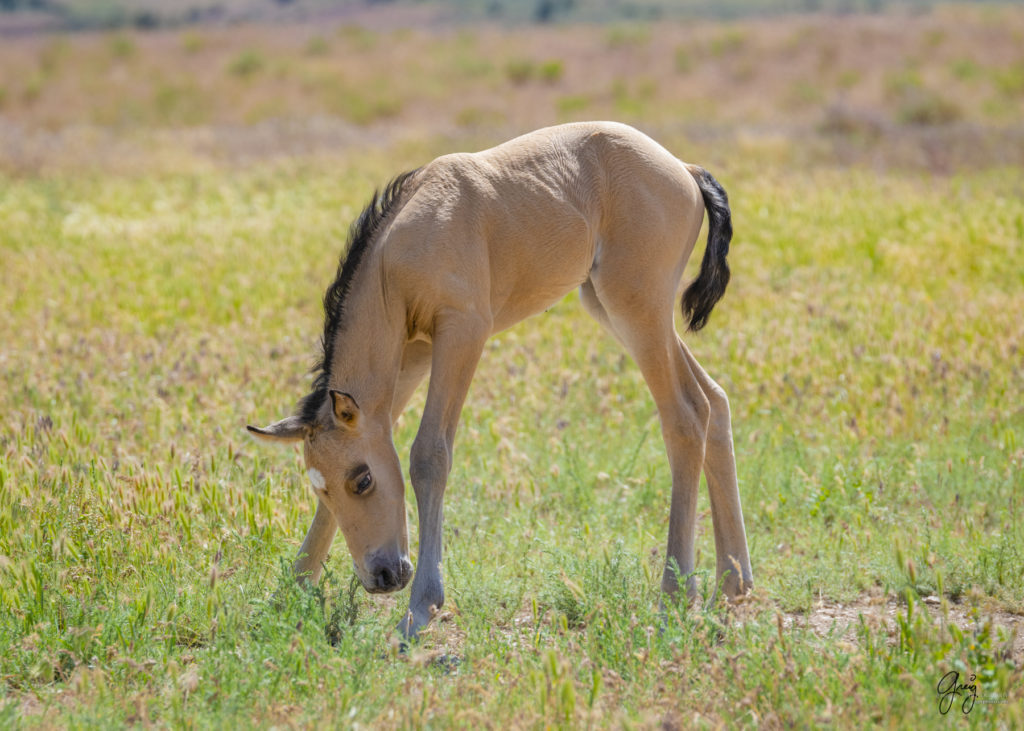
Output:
(248, 390), (412, 594)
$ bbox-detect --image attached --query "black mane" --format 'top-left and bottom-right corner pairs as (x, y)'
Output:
(297, 169), (419, 424)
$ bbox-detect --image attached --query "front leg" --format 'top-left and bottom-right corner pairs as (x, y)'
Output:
(399, 436), (449, 638)
(397, 312), (490, 640)
(294, 499), (337, 585)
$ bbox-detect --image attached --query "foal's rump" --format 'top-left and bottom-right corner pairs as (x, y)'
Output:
(581, 123), (707, 289)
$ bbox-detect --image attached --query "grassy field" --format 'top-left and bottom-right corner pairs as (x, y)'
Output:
(2, 5), (1024, 728)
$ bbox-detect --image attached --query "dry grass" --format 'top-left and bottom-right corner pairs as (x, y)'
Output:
(1, 6), (1024, 173)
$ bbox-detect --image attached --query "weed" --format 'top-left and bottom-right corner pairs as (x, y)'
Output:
(337, 24), (377, 52)
(836, 69), (861, 90)
(180, 31), (205, 54)
(323, 84), (403, 125)
(897, 88), (962, 125)
(152, 82), (207, 126)
(610, 77), (657, 118)
(454, 106), (505, 128)
(227, 49), (266, 78)
(505, 58), (535, 85)
(710, 27), (747, 57)
(38, 38), (69, 75)
(107, 33), (136, 59)
(538, 59), (564, 84)
(993, 63), (1024, 97)
(790, 80), (825, 106)
(556, 93), (590, 117)
(886, 70), (962, 125)
(674, 46), (693, 74)
(305, 35), (330, 57)
(22, 73), (45, 103)
(604, 23), (651, 49)
(949, 57), (981, 82)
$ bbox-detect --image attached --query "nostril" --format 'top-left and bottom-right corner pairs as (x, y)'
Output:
(376, 566), (396, 590)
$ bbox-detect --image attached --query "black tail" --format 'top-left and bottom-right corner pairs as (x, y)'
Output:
(681, 166), (732, 332)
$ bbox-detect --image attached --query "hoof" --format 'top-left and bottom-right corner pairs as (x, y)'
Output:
(431, 653), (460, 674)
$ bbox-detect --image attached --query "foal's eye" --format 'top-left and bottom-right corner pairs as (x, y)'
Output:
(354, 472), (373, 495)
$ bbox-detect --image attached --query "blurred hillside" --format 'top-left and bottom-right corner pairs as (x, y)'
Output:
(0, 0), (1010, 32)
(1, 3), (1022, 174)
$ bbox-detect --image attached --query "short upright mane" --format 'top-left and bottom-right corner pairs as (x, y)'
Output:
(297, 169), (418, 423)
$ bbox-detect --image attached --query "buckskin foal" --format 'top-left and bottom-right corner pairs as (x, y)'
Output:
(248, 121), (753, 639)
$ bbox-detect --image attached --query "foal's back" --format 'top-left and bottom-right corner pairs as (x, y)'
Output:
(384, 122), (705, 335)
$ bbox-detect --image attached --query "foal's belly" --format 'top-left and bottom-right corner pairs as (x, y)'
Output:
(489, 275), (585, 334)
(487, 229), (594, 334)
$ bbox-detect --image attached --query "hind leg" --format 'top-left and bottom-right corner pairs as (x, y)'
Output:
(677, 338), (753, 597)
(583, 280), (752, 602)
(583, 278), (710, 599)
(625, 324), (709, 599)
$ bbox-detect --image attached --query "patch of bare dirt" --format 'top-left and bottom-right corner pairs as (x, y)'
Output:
(784, 594), (1024, 664)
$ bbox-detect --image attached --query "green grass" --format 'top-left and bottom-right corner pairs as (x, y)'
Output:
(1, 152), (1023, 726)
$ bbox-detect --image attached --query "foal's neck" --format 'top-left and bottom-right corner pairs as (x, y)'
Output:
(325, 263), (405, 415)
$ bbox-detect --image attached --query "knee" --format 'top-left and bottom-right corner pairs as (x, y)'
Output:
(703, 382), (735, 450)
(410, 437), (451, 490)
(690, 391), (712, 434)
(667, 393), (711, 448)
(705, 379), (729, 412)
(705, 380), (732, 423)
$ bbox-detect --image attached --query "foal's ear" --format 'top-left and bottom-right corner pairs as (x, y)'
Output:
(329, 390), (360, 429)
(246, 416), (309, 444)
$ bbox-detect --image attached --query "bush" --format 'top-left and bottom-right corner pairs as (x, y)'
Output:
(557, 94), (590, 116)
(538, 59), (564, 84)
(886, 69), (962, 126)
(108, 33), (136, 59)
(710, 27), (747, 56)
(505, 59), (535, 85)
(227, 50), (265, 78)
(897, 88), (962, 126)
(180, 32), (205, 54)
(605, 23), (651, 49)
(305, 36), (330, 57)
(993, 63), (1024, 97)
(674, 46), (693, 74)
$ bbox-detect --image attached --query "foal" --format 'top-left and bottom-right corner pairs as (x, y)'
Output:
(249, 122), (753, 639)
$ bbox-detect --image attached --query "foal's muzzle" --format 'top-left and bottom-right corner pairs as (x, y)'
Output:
(362, 554), (413, 594)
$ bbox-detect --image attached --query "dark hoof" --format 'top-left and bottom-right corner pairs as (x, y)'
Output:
(431, 654), (461, 674)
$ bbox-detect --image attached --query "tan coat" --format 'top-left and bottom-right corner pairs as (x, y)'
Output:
(250, 122), (752, 640)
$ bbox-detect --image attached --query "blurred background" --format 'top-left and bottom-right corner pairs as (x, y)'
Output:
(2, 0), (1023, 175)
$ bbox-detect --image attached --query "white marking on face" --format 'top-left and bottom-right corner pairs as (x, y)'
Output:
(307, 468), (326, 492)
